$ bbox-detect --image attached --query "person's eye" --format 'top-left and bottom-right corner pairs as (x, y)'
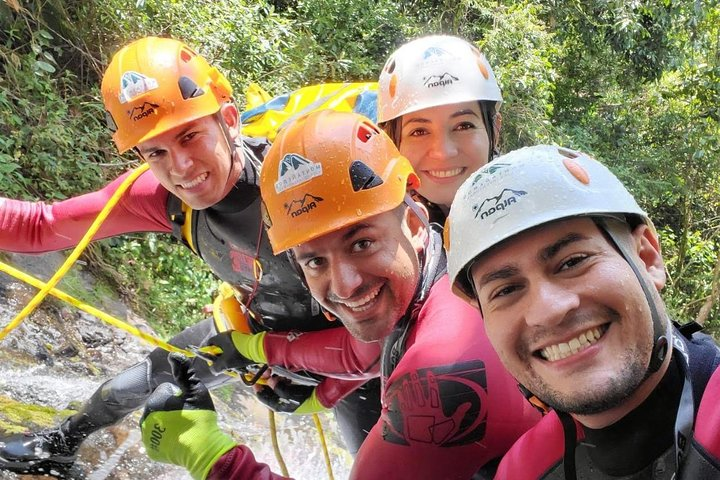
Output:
(407, 127), (429, 137)
(305, 257), (325, 270)
(455, 121), (478, 131)
(490, 283), (521, 300)
(558, 254), (589, 272)
(182, 131), (198, 143)
(351, 239), (373, 253)
(146, 149), (166, 160)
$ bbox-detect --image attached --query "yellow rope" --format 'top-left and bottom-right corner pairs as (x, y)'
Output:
(313, 413), (335, 480)
(0, 260), (190, 355)
(268, 409), (290, 477)
(0, 163), (150, 341)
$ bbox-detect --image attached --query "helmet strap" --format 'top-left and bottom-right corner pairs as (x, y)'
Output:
(214, 108), (242, 175)
(594, 217), (669, 373)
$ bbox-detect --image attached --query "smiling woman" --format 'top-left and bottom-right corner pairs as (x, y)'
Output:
(377, 35), (503, 215)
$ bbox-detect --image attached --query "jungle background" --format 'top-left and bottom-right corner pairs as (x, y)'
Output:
(1, 0), (719, 338)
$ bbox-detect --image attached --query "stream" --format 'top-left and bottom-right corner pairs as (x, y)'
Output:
(0, 252), (352, 479)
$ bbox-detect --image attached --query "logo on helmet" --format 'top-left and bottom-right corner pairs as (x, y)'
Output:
(422, 46), (450, 60)
(127, 102), (159, 122)
(424, 73), (459, 89)
(470, 163), (511, 188)
(285, 193), (324, 218)
(472, 188), (527, 220)
(119, 71), (159, 104)
(275, 153), (323, 193)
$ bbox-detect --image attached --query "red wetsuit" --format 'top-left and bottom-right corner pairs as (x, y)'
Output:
(495, 328), (720, 480)
(208, 231), (541, 480)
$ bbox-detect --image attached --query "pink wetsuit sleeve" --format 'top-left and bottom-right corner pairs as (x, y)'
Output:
(208, 445), (290, 480)
(314, 377), (368, 408)
(263, 328), (381, 380)
(0, 169), (172, 253)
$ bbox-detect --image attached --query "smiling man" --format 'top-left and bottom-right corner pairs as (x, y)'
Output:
(446, 145), (720, 479)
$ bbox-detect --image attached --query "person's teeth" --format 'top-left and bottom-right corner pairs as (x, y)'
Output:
(181, 172), (208, 189)
(539, 327), (605, 361)
(428, 168), (463, 178)
(340, 286), (381, 312)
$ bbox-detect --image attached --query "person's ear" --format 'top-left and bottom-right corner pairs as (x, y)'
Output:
(404, 202), (429, 254)
(632, 224), (666, 291)
(220, 103), (240, 138)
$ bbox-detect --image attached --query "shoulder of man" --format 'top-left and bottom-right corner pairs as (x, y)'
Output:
(495, 411), (580, 479)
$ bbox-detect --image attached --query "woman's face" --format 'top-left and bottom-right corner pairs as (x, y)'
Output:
(398, 101), (491, 208)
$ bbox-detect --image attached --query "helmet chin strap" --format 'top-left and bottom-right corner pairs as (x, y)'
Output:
(594, 217), (669, 374)
(214, 109), (242, 182)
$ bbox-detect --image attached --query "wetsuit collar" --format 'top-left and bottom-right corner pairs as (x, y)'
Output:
(210, 145), (259, 213)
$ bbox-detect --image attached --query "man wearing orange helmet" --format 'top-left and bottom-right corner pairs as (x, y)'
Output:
(138, 110), (540, 479)
(0, 37), (381, 476)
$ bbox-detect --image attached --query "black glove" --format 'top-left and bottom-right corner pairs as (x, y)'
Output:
(202, 330), (267, 375)
(255, 379), (325, 414)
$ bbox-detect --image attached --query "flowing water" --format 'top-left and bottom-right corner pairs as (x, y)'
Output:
(0, 253), (352, 479)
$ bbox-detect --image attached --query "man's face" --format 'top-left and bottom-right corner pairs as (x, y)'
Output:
(137, 108), (240, 210)
(469, 218), (666, 415)
(293, 207), (424, 342)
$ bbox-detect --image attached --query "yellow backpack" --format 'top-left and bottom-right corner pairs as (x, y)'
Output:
(240, 81), (378, 140)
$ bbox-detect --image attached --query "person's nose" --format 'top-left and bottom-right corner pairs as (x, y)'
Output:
(523, 281), (580, 328)
(329, 261), (363, 300)
(427, 132), (458, 162)
(169, 149), (193, 176)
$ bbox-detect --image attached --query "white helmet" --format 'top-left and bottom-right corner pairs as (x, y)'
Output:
(445, 145), (651, 303)
(377, 35), (503, 123)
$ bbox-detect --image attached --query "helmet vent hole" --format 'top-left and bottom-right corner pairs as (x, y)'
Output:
(349, 160), (384, 192)
(357, 124), (379, 143)
(179, 49), (194, 63)
(178, 76), (205, 100)
(558, 147), (579, 159)
(385, 58), (396, 74)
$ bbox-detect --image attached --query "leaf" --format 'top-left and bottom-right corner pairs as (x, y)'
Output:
(42, 51), (56, 64)
(38, 30), (53, 40)
(35, 61), (56, 73)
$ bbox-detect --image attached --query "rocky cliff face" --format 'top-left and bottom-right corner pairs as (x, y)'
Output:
(0, 252), (351, 480)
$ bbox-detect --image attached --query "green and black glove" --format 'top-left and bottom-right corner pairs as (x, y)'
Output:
(255, 379), (327, 415)
(140, 353), (237, 480)
(203, 330), (267, 375)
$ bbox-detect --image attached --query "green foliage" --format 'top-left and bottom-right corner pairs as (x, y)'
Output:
(479, 2), (557, 150)
(95, 235), (216, 337)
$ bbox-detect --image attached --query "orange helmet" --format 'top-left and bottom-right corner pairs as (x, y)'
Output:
(101, 36), (232, 153)
(260, 110), (420, 254)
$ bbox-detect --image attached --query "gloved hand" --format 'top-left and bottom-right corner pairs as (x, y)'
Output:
(255, 377), (327, 415)
(140, 353), (237, 480)
(203, 330), (267, 375)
